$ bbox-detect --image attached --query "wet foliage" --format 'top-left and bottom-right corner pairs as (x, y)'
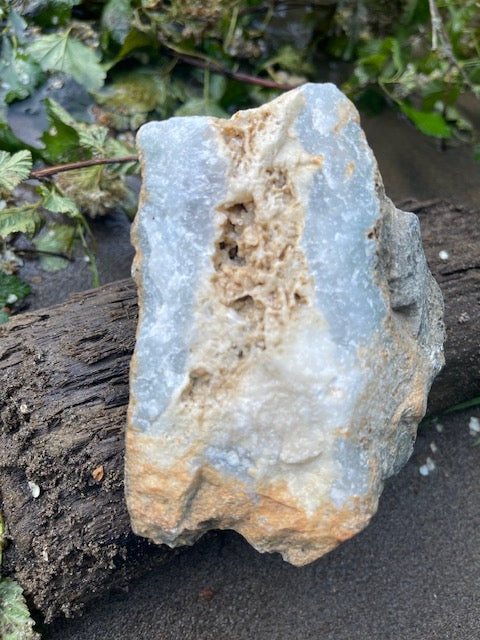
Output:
(0, 513), (40, 639)
(0, 0), (479, 319)
(0, 4), (478, 633)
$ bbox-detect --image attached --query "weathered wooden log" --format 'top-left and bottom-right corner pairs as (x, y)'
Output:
(0, 280), (172, 623)
(0, 200), (478, 622)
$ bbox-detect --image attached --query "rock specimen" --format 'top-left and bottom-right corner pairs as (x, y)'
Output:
(126, 83), (444, 566)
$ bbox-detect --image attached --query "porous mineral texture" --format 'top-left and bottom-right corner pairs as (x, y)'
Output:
(126, 83), (444, 566)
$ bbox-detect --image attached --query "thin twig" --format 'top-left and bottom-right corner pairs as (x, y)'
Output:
(428, 0), (440, 51)
(173, 52), (299, 92)
(15, 248), (73, 261)
(29, 156), (139, 180)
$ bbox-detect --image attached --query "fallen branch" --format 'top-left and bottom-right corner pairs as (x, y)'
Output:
(0, 200), (478, 622)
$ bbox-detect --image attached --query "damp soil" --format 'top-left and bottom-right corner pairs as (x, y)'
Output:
(6, 103), (480, 639)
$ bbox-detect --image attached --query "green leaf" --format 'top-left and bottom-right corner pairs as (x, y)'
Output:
(393, 41), (404, 75)
(54, 164), (137, 217)
(31, 0), (81, 28)
(101, 0), (134, 46)
(174, 98), (229, 118)
(0, 273), (31, 308)
(56, 165), (103, 194)
(421, 80), (459, 111)
(41, 98), (82, 163)
(104, 136), (136, 159)
(40, 99), (111, 161)
(0, 204), (43, 239)
(43, 97), (78, 128)
(358, 53), (388, 73)
(0, 311), (9, 324)
(33, 223), (75, 271)
(27, 31), (106, 91)
(6, 10), (28, 41)
(400, 104), (453, 138)
(115, 28), (153, 60)
(0, 577), (39, 640)
(0, 122), (41, 158)
(261, 45), (314, 76)
(94, 69), (182, 127)
(209, 74), (227, 102)
(0, 39), (44, 105)
(443, 396), (480, 414)
(37, 184), (82, 219)
(0, 151), (32, 192)
(402, 0), (424, 26)
(77, 126), (109, 155)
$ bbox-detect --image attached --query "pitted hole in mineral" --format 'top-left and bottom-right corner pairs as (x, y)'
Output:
(182, 367), (212, 399)
(231, 295), (254, 314)
(214, 201), (253, 270)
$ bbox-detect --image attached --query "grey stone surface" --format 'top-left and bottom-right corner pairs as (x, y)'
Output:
(126, 83), (444, 566)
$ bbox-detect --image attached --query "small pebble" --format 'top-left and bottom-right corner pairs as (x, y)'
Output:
(468, 416), (480, 436)
(28, 481), (41, 498)
(50, 78), (64, 90)
(438, 250), (449, 261)
(419, 456), (436, 476)
(435, 422), (444, 433)
(199, 587), (215, 601)
(430, 442), (438, 453)
(6, 294), (18, 304)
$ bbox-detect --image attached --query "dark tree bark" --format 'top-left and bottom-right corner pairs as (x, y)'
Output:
(407, 200), (480, 413)
(0, 201), (478, 622)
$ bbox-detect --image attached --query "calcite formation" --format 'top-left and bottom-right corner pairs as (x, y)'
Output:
(126, 83), (444, 566)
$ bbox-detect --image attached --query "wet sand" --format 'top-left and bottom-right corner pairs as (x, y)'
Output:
(45, 411), (480, 640)
(33, 106), (480, 639)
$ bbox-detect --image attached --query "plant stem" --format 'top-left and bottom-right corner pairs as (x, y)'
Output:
(16, 248), (73, 260)
(223, 4), (239, 53)
(77, 222), (99, 288)
(29, 156), (139, 180)
(173, 52), (300, 91)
